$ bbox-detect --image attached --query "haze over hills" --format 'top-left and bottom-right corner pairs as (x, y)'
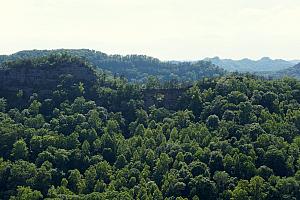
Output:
(204, 56), (297, 72)
(290, 60), (300, 65)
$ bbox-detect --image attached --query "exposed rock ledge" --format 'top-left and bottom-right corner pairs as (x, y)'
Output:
(0, 63), (98, 98)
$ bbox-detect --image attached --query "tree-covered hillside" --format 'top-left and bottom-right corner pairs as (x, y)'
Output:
(0, 49), (225, 82)
(0, 56), (300, 199)
(274, 63), (300, 79)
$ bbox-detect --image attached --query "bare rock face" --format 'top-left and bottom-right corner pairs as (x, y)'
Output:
(0, 63), (98, 98)
(143, 88), (188, 110)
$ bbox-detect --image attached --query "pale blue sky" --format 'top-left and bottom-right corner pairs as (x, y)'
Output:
(1, 0), (299, 60)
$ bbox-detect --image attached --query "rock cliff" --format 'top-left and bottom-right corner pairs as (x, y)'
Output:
(143, 88), (188, 110)
(0, 62), (98, 99)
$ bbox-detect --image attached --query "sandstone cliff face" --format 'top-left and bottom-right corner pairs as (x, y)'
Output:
(143, 88), (188, 110)
(0, 63), (98, 98)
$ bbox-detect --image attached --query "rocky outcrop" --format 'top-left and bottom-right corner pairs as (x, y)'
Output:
(0, 63), (98, 99)
(143, 88), (188, 110)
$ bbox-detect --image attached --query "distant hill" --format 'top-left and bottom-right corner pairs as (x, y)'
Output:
(204, 56), (294, 72)
(0, 49), (226, 82)
(290, 60), (300, 64)
(274, 63), (300, 79)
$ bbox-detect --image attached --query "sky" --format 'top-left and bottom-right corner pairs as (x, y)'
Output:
(0, 0), (300, 60)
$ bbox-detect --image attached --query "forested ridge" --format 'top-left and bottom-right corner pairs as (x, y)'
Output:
(0, 55), (300, 200)
(274, 63), (300, 79)
(0, 49), (225, 82)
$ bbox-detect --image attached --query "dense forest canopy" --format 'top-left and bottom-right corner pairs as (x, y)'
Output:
(0, 55), (300, 199)
(0, 49), (225, 82)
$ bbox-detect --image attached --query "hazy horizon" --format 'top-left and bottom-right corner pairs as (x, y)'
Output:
(1, 48), (299, 62)
(1, 0), (300, 60)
